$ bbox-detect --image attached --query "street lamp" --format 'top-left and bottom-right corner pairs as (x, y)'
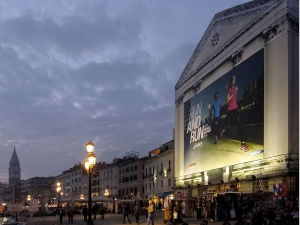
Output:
(85, 140), (97, 225)
(27, 195), (31, 217)
(56, 182), (61, 208)
(104, 189), (109, 197)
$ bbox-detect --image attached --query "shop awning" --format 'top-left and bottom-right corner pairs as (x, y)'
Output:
(147, 195), (156, 199)
(160, 191), (173, 198)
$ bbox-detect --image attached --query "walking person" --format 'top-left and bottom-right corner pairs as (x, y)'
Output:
(57, 206), (65, 225)
(134, 201), (141, 223)
(172, 201), (180, 225)
(99, 203), (105, 219)
(67, 208), (74, 224)
(82, 205), (88, 222)
(123, 202), (132, 224)
(92, 202), (98, 220)
(146, 199), (155, 225)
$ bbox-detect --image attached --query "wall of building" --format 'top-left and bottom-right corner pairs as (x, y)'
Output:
(174, 0), (298, 194)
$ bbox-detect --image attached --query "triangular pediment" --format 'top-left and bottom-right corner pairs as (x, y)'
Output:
(176, 0), (284, 90)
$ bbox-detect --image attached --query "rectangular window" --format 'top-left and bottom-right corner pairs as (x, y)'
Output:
(168, 179), (171, 187)
(161, 163), (163, 172)
(161, 180), (163, 188)
(146, 184), (147, 191)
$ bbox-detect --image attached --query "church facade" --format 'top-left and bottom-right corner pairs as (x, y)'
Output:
(174, 0), (299, 204)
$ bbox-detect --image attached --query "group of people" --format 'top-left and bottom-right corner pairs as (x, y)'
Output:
(56, 202), (107, 224)
(121, 201), (143, 224)
(56, 206), (74, 224)
(81, 203), (106, 221)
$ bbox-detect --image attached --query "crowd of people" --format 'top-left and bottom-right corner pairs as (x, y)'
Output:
(52, 195), (298, 225)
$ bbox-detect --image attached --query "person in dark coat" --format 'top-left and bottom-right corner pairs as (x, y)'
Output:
(92, 203), (98, 220)
(123, 202), (132, 224)
(67, 208), (74, 224)
(57, 206), (65, 225)
(82, 205), (88, 222)
(134, 201), (141, 223)
(99, 203), (105, 219)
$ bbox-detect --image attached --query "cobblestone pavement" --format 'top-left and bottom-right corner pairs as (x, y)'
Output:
(23, 212), (249, 225)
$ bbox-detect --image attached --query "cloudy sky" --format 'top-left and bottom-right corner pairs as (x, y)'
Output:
(0, 0), (249, 183)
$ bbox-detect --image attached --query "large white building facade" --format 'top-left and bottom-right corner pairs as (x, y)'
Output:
(174, 0), (298, 204)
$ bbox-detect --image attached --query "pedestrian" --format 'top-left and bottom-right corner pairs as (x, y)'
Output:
(82, 205), (88, 222)
(123, 202), (132, 224)
(134, 201), (141, 223)
(57, 206), (65, 225)
(92, 202), (98, 220)
(99, 203), (105, 219)
(67, 208), (74, 224)
(172, 201), (180, 225)
(146, 199), (155, 225)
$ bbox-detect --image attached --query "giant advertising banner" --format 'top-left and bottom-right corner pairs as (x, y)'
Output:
(184, 50), (264, 174)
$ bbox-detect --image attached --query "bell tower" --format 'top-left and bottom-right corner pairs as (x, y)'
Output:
(9, 147), (21, 185)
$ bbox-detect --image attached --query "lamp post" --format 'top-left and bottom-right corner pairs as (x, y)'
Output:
(27, 195), (32, 217)
(56, 182), (61, 209)
(84, 140), (96, 225)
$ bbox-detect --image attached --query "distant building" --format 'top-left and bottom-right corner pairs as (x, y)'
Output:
(56, 163), (86, 205)
(117, 151), (145, 199)
(97, 160), (119, 198)
(20, 176), (55, 210)
(144, 140), (174, 203)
